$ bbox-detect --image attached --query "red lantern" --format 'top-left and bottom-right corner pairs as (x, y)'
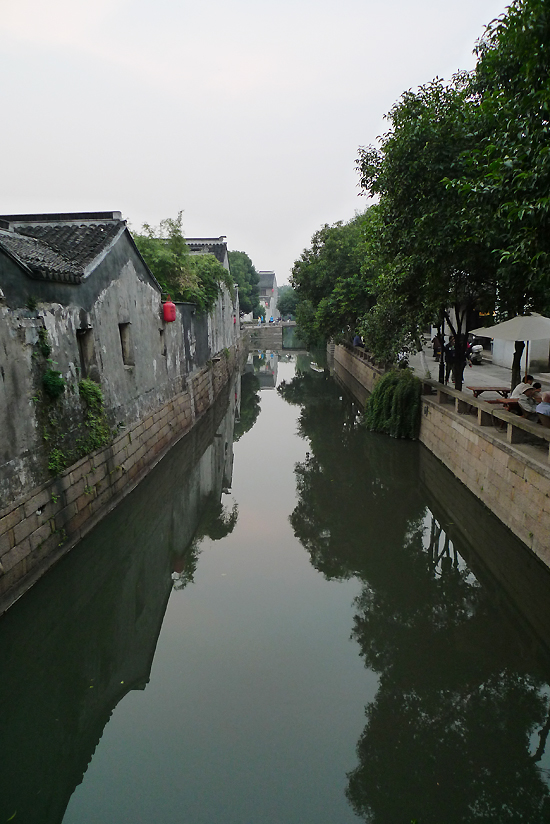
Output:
(163, 296), (176, 322)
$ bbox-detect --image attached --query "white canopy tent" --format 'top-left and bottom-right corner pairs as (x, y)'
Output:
(470, 313), (550, 375)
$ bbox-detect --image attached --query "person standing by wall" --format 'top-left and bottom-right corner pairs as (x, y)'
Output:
(444, 337), (455, 385)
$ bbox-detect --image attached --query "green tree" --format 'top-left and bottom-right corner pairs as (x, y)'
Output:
(133, 212), (233, 312)
(469, 0), (550, 309)
(276, 285), (298, 318)
(357, 75), (498, 389)
(446, 0), (550, 384)
(291, 210), (376, 347)
(228, 250), (260, 315)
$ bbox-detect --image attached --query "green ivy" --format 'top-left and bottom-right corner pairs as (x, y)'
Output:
(48, 448), (67, 474)
(132, 212), (235, 312)
(76, 379), (112, 455)
(42, 368), (66, 400)
(364, 369), (421, 439)
(37, 327), (52, 357)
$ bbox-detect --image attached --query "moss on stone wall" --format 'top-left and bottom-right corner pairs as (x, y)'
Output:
(33, 330), (112, 475)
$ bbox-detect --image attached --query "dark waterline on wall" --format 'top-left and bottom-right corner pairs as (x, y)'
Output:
(1, 352), (550, 823)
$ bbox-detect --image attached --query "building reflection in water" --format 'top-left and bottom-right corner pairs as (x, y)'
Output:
(245, 350), (279, 389)
(0, 377), (240, 824)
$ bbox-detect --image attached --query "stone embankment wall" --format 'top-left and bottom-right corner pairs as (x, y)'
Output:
(331, 343), (550, 566)
(0, 344), (243, 614)
(332, 344), (384, 405)
(418, 447), (550, 648)
(419, 390), (550, 565)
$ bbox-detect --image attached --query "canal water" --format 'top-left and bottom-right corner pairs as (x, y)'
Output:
(2, 351), (550, 823)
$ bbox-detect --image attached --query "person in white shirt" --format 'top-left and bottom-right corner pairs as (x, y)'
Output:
(511, 374), (534, 398)
(518, 382), (541, 419)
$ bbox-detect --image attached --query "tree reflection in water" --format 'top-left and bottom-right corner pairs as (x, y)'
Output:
(234, 371), (261, 442)
(278, 362), (550, 823)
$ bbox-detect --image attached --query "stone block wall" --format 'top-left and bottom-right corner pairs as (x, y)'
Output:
(0, 346), (241, 614)
(419, 397), (550, 564)
(332, 344), (384, 406)
(419, 447), (550, 648)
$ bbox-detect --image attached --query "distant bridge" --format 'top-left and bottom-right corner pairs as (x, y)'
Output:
(244, 321), (305, 350)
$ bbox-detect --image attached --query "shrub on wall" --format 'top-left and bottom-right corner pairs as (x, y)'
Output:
(76, 379), (112, 455)
(364, 369), (421, 439)
(42, 369), (66, 401)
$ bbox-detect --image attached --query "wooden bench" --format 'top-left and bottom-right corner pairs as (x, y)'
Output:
(466, 385), (511, 398)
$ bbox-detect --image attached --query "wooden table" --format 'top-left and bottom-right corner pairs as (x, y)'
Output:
(466, 385), (511, 398)
(486, 397), (519, 409)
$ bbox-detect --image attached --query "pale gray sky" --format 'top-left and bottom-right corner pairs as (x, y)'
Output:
(1, 0), (508, 284)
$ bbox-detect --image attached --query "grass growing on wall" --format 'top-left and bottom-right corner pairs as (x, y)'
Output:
(76, 379), (112, 455)
(364, 369), (422, 439)
(42, 368), (66, 401)
(33, 329), (114, 475)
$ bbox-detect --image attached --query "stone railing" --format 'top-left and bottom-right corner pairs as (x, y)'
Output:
(424, 380), (550, 463)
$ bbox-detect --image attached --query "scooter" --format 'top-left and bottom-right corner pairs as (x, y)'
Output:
(469, 344), (484, 365)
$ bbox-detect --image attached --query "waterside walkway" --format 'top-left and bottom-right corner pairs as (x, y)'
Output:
(408, 345), (550, 397)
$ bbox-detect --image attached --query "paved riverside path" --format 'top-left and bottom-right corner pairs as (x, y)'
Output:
(408, 345), (550, 398)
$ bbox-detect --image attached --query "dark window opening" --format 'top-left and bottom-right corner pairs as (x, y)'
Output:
(77, 328), (96, 378)
(119, 322), (135, 366)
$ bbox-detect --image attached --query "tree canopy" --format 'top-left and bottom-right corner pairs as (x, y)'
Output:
(133, 212), (234, 313)
(276, 285), (298, 318)
(290, 0), (550, 387)
(228, 250), (260, 315)
(290, 210), (375, 347)
(455, 0), (550, 315)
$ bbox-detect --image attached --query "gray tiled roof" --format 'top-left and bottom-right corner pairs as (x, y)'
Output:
(0, 217), (124, 283)
(0, 232), (81, 283)
(186, 238), (227, 266)
(258, 270), (276, 289)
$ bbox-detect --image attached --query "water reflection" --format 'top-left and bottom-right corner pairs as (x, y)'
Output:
(234, 370), (261, 442)
(245, 350), (278, 388)
(0, 379), (238, 824)
(4, 354), (550, 824)
(278, 360), (550, 823)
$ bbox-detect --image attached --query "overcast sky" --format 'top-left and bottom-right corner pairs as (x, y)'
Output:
(1, 0), (509, 284)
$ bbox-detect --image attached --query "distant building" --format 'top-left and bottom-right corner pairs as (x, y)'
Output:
(186, 237), (229, 270)
(257, 270), (278, 320)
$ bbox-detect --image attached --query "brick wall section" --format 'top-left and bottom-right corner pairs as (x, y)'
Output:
(332, 344), (550, 566)
(0, 346), (240, 614)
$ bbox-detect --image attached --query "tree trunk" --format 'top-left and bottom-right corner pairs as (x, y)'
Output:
(511, 341), (525, 389)
(437, 329), (445, 385)
(453, 329), (469, 392)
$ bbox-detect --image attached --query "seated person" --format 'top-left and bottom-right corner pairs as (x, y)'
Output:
(511, 374), (534, 398)
(536, 391), (550, 427)
(518, 382), (541, 419)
